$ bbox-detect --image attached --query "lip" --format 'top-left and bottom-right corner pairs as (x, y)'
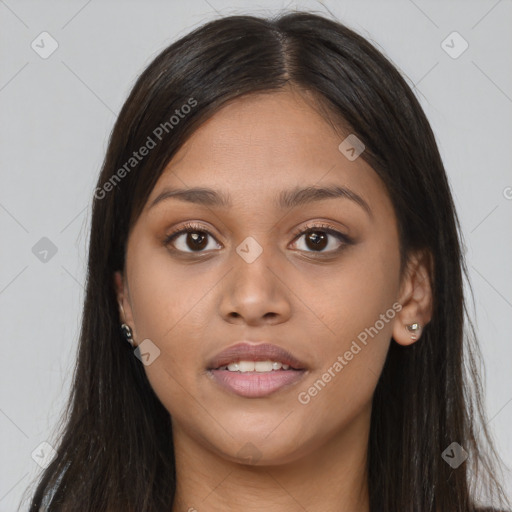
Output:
(206, 342), (308, 398)
(206, 342), (307, 371)
(209, 368), (307, 398)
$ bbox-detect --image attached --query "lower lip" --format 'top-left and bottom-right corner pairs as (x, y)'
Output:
(208, 369), (307, 398)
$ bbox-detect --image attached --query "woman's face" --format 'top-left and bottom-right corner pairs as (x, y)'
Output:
(115, 87), (426, 465)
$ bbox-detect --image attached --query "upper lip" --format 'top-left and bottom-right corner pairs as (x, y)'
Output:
(207, 342), (307, 370)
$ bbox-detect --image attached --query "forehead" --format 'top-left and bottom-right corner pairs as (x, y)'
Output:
(144, 89), (391, 217)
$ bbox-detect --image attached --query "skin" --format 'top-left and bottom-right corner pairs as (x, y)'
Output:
(114, 85), (433, 512)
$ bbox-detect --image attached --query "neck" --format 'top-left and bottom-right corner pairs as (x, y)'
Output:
(171, 404), (371, 512)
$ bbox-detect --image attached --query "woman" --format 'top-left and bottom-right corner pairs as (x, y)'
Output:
(25, 10), (510, 512)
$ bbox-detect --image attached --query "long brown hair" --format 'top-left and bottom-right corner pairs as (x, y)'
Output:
(23, 10), (510, 511)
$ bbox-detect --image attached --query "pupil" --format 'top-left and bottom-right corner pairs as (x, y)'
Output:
(188, 232), (207, 250)
(307, 231), (327, 251)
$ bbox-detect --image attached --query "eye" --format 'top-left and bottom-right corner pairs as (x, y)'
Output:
(290, 223), (353, 254)
(164, 222), (220, 253)
(163, 221), (353, 255)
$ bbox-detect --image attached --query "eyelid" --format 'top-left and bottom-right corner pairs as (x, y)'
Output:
(164, 221), (218, 242)
(290, 221), (348, 239)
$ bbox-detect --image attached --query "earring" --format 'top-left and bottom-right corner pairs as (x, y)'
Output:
(120, 323), (135, 347)
(405, 322), (422, 341)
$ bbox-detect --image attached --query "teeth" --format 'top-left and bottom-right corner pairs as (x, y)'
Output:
(218, 360), (293, 372)
(255, 361), (272, 372)
(239, 361), (255, 372)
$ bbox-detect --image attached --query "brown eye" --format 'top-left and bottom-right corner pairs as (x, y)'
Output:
(303, 231), (329, 251)
(164, 224), (220, 253)
(290, 224), (352, 254)
(180, 231), (209, 251)
(164, 222), (353, 256)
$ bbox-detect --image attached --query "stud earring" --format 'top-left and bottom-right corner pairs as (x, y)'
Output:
(405, 322), (422, 341)
(120, 323), (135, 347)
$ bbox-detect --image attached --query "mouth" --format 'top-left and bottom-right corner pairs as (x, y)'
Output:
(206, 342), (308, 398)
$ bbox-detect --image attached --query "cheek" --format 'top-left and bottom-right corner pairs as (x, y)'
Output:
(127, 239), (210, 339)
(316, 234), (400, 342)
(303, 233), (400, 409)
(125, 249), (208, 403)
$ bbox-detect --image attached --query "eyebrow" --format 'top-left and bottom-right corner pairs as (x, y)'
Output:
(148, 184), (372, 217)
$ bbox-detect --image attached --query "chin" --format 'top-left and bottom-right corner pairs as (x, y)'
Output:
(208, 431), (313, 467)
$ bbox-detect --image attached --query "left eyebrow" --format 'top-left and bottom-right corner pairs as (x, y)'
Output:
(278, 184), (372, 218)
(148, 184), (373, 218)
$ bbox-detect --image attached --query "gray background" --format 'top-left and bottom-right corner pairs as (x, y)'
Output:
(1, 0), (511, 509)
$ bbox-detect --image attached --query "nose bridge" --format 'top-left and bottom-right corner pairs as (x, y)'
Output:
(232, 233), (278, 289)
(227, 204), (280, 267)
(219, 232), (292, 324)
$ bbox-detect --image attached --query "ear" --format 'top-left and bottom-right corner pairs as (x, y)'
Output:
(392, 249), (433, 346)
(113, 270), (137, 341)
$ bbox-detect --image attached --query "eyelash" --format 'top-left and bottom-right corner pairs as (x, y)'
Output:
(163, 221), (353, 256)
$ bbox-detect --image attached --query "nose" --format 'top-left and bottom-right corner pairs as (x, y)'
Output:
(219, 246), (292, 326)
